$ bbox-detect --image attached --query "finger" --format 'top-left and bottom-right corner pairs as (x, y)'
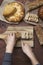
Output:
(9, 33), (10, 36)
(10, 33), (13, 36)
(12, 33), (13, 36)
(25, 43), (27, 46)
(23, 43), (25, 46)
(11, 33), (15, 37)
(9, 33), (14, 37)
(6, 34), (9, 39)
(21, 42), (23, 48)
(21, 42), (25, 48)
(13, 33), (16, 37)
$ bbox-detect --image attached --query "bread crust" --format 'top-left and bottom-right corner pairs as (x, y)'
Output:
(3, 2), (25, 22)
(38, 6), (43, 20)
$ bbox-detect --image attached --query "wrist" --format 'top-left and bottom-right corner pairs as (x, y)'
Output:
(27, 53), (39, 65)
(6, 45), (14, 53)
(31, 59), (39, 65)
(30, 55), (39, 65)
(6, 49), (13, 53)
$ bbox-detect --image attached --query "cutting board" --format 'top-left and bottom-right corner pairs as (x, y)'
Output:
(0, 26), (34, 47)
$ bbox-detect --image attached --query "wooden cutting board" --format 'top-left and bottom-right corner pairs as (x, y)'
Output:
(35, 25), (43, 45)
(0, 26), (34, 47)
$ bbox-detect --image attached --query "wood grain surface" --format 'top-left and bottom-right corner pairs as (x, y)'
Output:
(0, 0), (43, 65)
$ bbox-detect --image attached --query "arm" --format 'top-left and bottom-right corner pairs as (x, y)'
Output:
(21, 43), (40, 65)
(2, 33), (16, 65)
(2, 53), (12, 65)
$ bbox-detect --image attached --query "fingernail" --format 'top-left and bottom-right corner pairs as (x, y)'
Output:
(23, 43), (25, 46)
(12, 33), (13, 36)
(9, 34), (10, 36)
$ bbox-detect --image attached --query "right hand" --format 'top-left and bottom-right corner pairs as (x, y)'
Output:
(21, 43), (39, 65)
(21, 43), (33, 59)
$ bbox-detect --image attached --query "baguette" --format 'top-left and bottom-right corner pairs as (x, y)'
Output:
(25, 0), (43, 11)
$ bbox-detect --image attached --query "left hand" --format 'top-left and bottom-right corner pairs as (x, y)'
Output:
(6, 33), (16, 53)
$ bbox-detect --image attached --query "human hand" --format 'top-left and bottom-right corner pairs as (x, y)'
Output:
(21, 43), (39, 65)
(6, 33), (16, 53)
(21, 43), (33, 59)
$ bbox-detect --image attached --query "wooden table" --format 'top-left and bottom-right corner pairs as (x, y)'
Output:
(0, 0), (43, 65)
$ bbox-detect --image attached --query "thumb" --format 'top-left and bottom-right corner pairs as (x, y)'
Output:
(21, 42), (25, 48)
